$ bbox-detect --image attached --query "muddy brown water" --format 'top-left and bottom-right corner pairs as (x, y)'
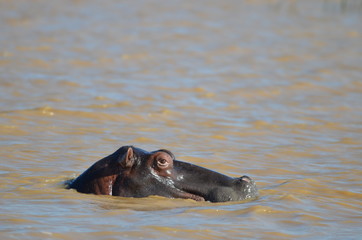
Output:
(1, 0), (361, 239)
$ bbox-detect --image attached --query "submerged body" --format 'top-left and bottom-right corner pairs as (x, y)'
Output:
(69, 146), (257, 202)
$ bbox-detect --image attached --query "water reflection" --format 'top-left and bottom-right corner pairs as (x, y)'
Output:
(0, 0), (361, 239)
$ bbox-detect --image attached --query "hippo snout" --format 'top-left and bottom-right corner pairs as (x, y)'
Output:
(203, 175), (258, 203)
(237, 175), (258, 200)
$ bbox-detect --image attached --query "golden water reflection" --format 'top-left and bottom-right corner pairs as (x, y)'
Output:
(1, 0), (361, 239)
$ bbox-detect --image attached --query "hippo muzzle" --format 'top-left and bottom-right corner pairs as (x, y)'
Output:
(69, 146), (258, 203)
(171, 160), (258, 202)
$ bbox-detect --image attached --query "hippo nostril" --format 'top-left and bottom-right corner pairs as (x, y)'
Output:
(240, 175), (252, 183)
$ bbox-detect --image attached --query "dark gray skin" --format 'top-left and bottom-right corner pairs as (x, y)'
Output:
(69, 146), (258, 202)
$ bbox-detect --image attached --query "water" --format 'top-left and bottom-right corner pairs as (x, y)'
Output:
(1, 0), (361, 239)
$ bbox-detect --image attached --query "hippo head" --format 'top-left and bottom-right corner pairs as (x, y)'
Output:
(69, 146), (258, 203)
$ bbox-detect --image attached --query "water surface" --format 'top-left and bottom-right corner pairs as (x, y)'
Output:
(0, 0), (361, 239)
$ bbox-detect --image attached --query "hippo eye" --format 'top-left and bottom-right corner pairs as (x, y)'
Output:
(153, 151), (173, 171)
(157, 158), (168, 168)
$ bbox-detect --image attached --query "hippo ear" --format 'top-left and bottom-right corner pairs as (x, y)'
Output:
(118, 147), (135, 168)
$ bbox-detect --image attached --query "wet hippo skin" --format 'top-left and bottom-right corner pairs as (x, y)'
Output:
(69, 146), (258, 202)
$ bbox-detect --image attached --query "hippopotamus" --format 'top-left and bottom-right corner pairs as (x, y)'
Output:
(69, 146), (257, 202)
